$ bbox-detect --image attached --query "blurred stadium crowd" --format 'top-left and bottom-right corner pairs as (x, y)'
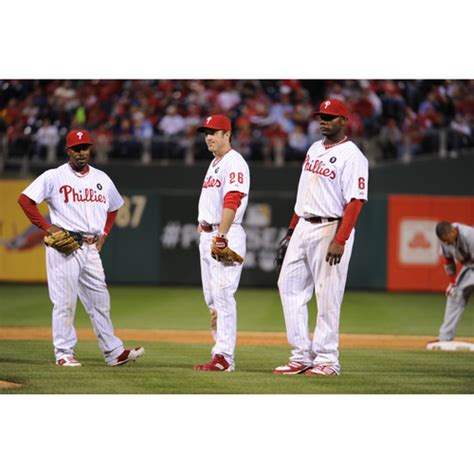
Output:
(1, 79), (473, 167)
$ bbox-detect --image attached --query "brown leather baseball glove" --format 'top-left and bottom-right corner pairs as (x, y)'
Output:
(211, 247), (244, 264)
(211, 236), (243, 264)
(44, 229), (82, 255)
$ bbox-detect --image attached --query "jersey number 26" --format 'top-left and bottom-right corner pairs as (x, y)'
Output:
(230, 172), (244, 184)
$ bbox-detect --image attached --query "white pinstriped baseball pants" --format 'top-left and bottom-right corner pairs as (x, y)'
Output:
(199, 225), (246, 368)
(278, 219), (355, 371)
(46, 244), (124, 364)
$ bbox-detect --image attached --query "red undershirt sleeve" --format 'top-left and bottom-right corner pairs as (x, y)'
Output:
(223, 191), (245, 212)
(334, 199), (364, 245)
(289, 213), (299, 230)
(18, 194), (50, 231)
(286, 212), (300, 239)
(103, 210), (118, 237)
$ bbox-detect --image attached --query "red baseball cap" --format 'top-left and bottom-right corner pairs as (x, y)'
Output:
(197, 115), (232, 133)
(66, 129), (93, 148)
(314, 98), (350, 119)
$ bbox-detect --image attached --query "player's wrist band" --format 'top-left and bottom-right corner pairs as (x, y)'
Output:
(217, 232), (227, 239)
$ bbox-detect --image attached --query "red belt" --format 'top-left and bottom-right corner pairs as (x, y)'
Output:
(200, 222), (217, 233)
(82, 235), (99, 244)
(304, 216), (340, 224)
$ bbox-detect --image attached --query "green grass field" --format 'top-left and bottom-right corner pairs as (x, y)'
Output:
(0, 284), (473, 394)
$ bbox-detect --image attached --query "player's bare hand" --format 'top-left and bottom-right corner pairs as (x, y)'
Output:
(326, 240), (344, 266)
(445, 283), (456, 297)
(96, 235), (106, 252)
(46, 224), (62, 235)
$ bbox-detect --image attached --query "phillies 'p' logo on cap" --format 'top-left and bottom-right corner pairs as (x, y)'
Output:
(66, 129), (93, 148)
(314, 98), (350, 119)
(197, 115), (232, 133)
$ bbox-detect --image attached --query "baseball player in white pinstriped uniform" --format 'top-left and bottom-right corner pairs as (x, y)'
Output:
(274, 99), (368, 376)
(426, 221), (474, 351)
(193, 115), (250, 372)
(18, 129), (145, 367)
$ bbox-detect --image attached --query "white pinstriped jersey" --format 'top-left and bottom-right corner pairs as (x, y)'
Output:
(22, 163), (124, 235)
(294, 140), (369, 218)
(198, 149), (250, 224)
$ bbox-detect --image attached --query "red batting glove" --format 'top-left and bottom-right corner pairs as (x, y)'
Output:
(212, 235), (228, 252)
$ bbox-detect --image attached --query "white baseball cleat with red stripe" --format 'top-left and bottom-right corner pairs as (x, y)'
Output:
(56, 357), (82, 367)
(304, 364), (339, 376)
(109, 347), (145, 366)
(273, 361), (312, 375)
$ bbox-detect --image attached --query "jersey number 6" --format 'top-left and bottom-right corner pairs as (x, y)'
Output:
(358, 177), (365, 190)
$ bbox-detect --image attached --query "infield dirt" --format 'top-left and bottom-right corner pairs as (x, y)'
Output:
(1, 327), (473, 350)
(0, 380), (25, 388)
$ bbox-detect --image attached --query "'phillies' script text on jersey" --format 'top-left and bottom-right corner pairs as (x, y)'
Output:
(59, 185), (107, 203)
(303, 156), (337, 180)
(202, 177), (222, 189)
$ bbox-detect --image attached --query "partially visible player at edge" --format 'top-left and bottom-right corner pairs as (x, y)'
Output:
(427, 221), (474, 349)
(274, 98), (368, 376)
(193, 115), (250, 371)
(18, 129), (145, 367)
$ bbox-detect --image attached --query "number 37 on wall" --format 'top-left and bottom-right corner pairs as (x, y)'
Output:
(115, 195), (147, 228)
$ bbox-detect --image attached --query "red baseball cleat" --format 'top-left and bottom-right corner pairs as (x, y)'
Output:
(109, 347), (145, 366)
(273, 361), (312, 375)
(304, 364), (339, 376)
(193, 354), (233, 372)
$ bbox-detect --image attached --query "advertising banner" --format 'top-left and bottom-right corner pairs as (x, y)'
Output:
(0, 180), (49, 282)
(387, 195), (474, 291)
(158, 192), (293, 286)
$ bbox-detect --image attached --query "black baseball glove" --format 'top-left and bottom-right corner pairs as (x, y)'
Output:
(275, 235), (290, 274)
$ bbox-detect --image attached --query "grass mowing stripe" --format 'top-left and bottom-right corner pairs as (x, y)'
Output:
(0, 341), (472, 394)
